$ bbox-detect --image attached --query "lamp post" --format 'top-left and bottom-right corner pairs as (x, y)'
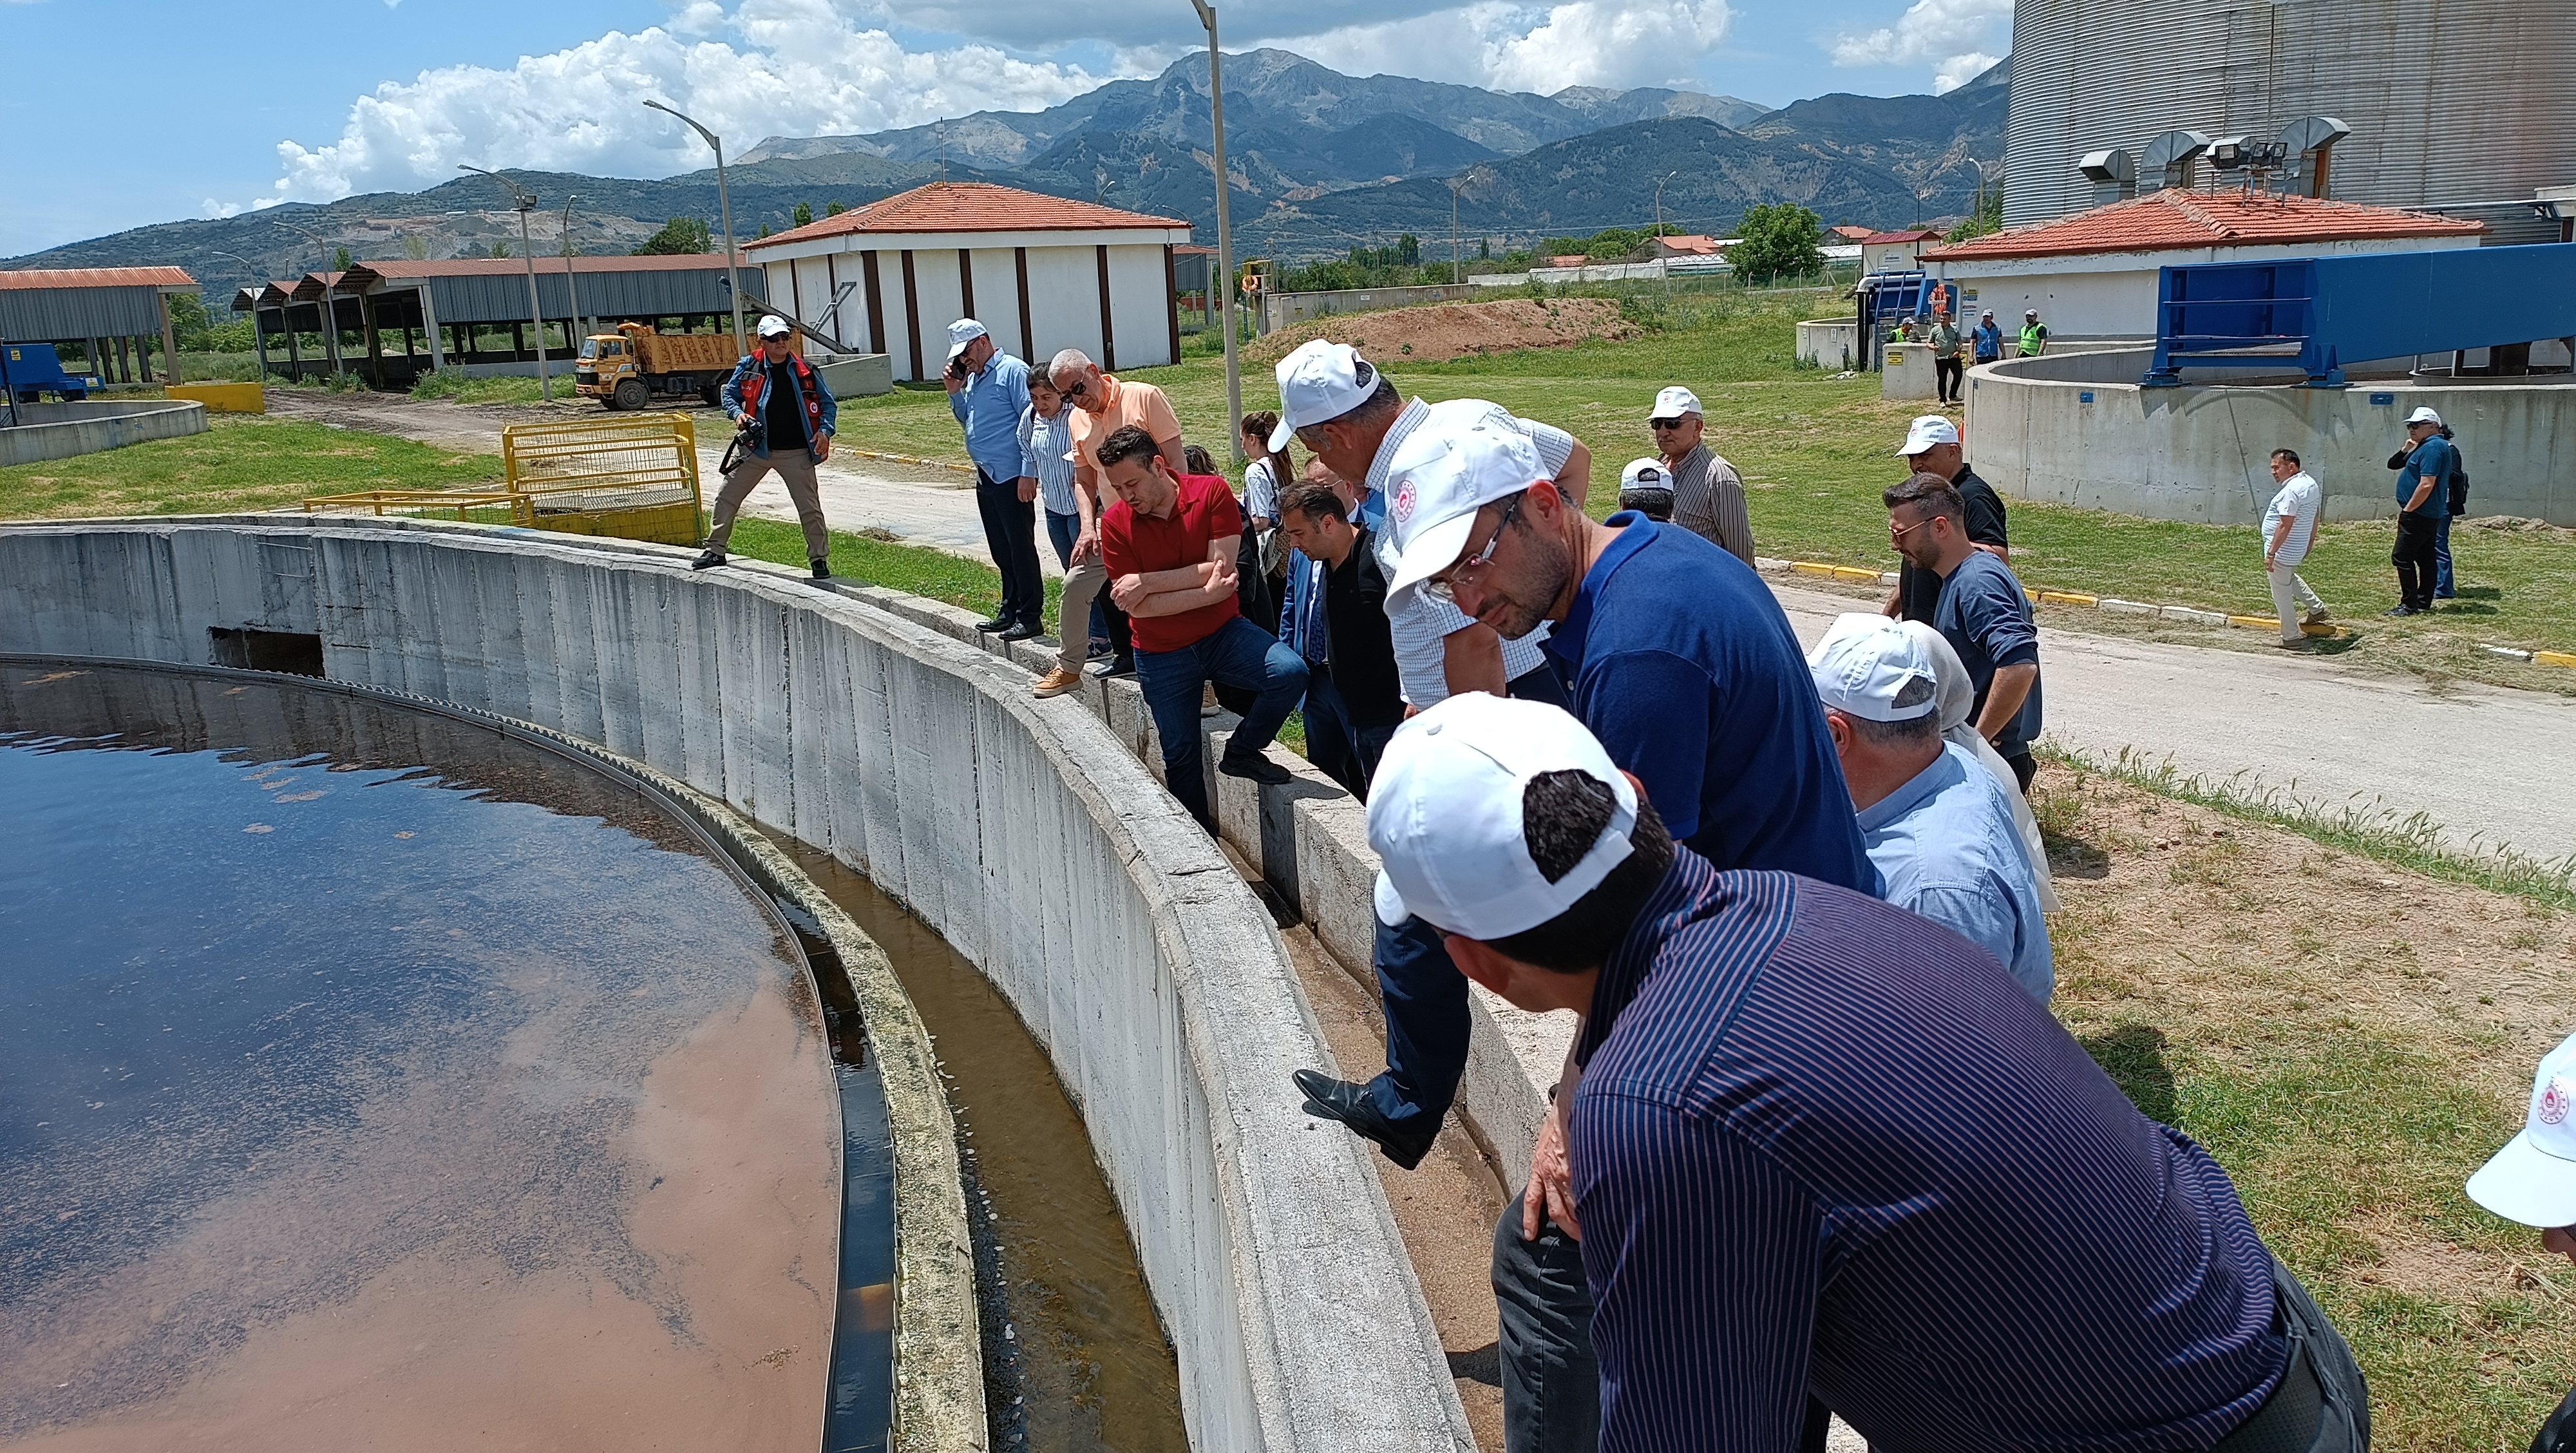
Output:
(1448, 176), (1466, 284)
(460, 165), (553, 401)
(1654, 170), (1679, 294)
(560, 195), (587, 345)
(1189, 0), (1243, 462)
(274, 220), (346, 381)
(209, 249), (265, 381)
(645, 99), (747, 350)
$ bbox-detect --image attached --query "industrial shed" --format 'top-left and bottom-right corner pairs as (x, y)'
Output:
(237, 253), (766, 386)
(0, 267), (197, 384)
(745, 182), (1192, 383)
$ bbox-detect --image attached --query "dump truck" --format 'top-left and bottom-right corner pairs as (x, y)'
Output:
(574, 323), (773, 410)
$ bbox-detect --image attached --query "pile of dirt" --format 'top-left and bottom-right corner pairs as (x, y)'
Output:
(1245, 297), (1641, 366)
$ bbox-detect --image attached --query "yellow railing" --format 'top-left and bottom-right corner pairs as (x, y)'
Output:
(305, 412), (704, 546)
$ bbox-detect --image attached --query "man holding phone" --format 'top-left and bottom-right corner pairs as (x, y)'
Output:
(947, 318), (1044, 640)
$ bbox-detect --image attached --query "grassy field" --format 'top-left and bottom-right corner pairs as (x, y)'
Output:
(0, 415), (502, 518)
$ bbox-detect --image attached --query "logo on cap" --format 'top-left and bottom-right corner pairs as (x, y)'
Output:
(2543, 1080), (2570, 1126)
(1394, 479), (1417, 524)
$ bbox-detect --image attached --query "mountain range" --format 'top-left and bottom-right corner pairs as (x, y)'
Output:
(5, 50), (2005, 301)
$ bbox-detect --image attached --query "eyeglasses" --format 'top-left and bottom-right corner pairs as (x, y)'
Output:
(1649, 417), (1693, 431)
(1889, 514), (1935, 540)
(1425, 495), (1523, 603)
(1061, 377), (1092, 401)
(1294, 423), (1331, 449)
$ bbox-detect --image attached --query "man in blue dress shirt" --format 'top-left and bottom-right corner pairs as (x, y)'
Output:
(944, 318), (1043, 640)
(1367, 693), (2372, 1453)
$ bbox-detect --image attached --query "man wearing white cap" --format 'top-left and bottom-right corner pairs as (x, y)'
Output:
(1808, 614), (2052, 1000)
(697, 314), (837, 578)
(2468, 1031), (2576, 1449)
(1884, 413), (2008, 623)
(2387, 405), (2455, 615)
(1369, 692), (2370, 1453)
(1645, 386), (1754, 565)
(943, 319), (1044, 638)
(1613, 459), (1674, 522)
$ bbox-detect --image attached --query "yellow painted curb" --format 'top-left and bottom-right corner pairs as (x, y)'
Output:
(2038, 590), (2098, 607)
(2537, 651), (2576, 669)
(166, 381), (265, 413)
(1828, 565), (1880, 583)
(1789, 561), (1841, 579)
(2225, 614), (2277, 630)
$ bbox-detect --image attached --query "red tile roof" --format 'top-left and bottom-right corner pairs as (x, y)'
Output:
(0, 266), (196, 290)
(1832, 225), (1877, 240)
(1922, 189), (2487, 262)
(745, 182), (1188, 251)
(1860, 229), (1944, 246)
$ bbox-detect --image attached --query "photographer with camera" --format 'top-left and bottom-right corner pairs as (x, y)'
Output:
(693, 315), (838, 580)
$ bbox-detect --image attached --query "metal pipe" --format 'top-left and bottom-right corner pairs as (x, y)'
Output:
(1190, 0), (1243, 463)
(560, 195), (587, 345)
(646, 100), (747, 350)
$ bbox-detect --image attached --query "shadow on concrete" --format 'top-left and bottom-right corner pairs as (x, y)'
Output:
(1447, 1344), (1502, 1389)
(2080, 1023), (2179, 1125)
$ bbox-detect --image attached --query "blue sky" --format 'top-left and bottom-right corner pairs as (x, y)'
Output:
(0, 0), (2010, 258)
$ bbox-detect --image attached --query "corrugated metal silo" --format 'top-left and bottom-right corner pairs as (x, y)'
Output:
(2004, 0), (2576, 233)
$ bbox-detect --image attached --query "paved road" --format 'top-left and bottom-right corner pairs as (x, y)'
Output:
(281, 394), (2576, 866)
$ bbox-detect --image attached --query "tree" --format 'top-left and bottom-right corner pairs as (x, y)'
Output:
(1728, 204), (1824, 284)
(632, 216), (712, 255)
(756, 222), (772, 240)
(1947, 171), (2004, 243)
(792, 201), (813, 227)
(489, 240), (512, 259)
(333, 245), (353, 271)
(825, 200), (847, 216)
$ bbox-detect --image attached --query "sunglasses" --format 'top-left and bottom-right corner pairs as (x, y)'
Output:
(1061, 377), (1092, 401)
(1425, 495), (1523, 604)
(1649, 418), (1693, 430)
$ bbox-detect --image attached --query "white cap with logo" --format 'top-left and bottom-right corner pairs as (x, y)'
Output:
(1898, 413), (1960, 456)
(2406, 405), (2444, 426)
(756, 314), (794, 339)
(947, 318), (989, 359)
(1380, 413), (1547, 598)
(1368, 693), (1638, 935)
(1271, 340), (1380, 451)
(2467, 1029), (2576, 1228)
(1808, 613), (1940, 723)
(1648, 386), (1702, 422)
(1618, 457), (1673, 495)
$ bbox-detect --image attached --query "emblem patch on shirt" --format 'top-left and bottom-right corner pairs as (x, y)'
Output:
(1394, 480), (1417, 524)
(2542, 1080), (2570, 1126)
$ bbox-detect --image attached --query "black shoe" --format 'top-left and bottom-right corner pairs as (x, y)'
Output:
(810, 558), (833, 581)
(999, 620), (1043, 641)
(1086, 641), (1115, 661)
(1293, 1069), (1436, 1170)
(976, 614), (1012, 633)
(691, 549), (726, 570)
(1095, 656), (1135, 679)
(1220, 751), (1291, 785)
(2384, 604), (2420, 616)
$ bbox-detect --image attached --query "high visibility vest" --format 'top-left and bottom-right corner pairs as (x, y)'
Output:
(2019, 323), (2046, 356)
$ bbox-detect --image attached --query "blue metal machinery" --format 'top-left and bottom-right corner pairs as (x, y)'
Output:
(1857, 272), (1958, 370)
(2144, 243), (2576, 386)
(3, 343), (102, 403)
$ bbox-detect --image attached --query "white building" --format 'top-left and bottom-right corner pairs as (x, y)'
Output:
(1921, 189), (2487, 338)
(743, 182), (1195, 382)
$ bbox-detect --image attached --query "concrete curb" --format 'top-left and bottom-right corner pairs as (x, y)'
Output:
(1752, 555), (2349, 640)
(0, 514), (1475, 1453)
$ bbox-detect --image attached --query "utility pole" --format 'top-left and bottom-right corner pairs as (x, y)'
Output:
(646, 100), (747, 349)
(1190, 0), (1243, 463)
(1448, 177), (1465, 284)
(1654, 171), (1680, 295)
(460, 165), (553, 401)
(560, 195), (587, 345)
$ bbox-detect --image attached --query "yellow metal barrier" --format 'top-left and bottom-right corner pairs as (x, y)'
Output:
(167, 382), (267, 413)
(301, 488), (523, 525)
(500, 413), (703, 546)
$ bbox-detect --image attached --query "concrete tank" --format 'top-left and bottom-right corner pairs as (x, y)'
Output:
(2003, 0), (2576, 233)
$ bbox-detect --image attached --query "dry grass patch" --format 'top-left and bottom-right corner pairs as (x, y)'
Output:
(1244, 297), (1642, 365)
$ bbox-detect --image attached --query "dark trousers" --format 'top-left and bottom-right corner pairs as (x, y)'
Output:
(2432, 511), (2456, 598)
(2003, 747), (2036, 795)
(1493, 1199), (1597, 1453)
(2393, 510), (2440, 610)
(1935, 356), (1964, 403)
(1302, 666), (1397, 799)
(1135, 616), (1308, 831)
(1043, 508), (1110, 651)
(2208, 1255), (2370, 1452)
(975, 469), (1046, 629)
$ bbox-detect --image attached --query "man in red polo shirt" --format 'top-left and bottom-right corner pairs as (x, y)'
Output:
(1095, 424), (1309, 831)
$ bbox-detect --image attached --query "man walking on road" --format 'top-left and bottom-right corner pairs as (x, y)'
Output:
(1646, 386), (1754, 566)
(2389, 406), (2454, 616)
(1882, 415), (2007, 624)
(1929, 309), (1964, 405)
(1886, 472), (2044, 793)
(945, 319), (1043, 638)
(2262, 448), (2330, 646)
(696, 314), (836, 579)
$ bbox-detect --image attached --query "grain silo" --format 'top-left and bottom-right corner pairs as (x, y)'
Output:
(2003, 0), (2576, 235)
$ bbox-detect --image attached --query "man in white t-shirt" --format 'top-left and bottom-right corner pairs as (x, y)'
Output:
(2261, 448), (2330, 647)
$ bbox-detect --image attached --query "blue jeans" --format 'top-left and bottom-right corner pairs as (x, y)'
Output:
(1135, 616), (1308, 831)
(2432, 511), (2456, 598)
(1493, 1199), (1597, 1453)
(1300, 666), (1397, 799)
(1044, 508), (1110, 649)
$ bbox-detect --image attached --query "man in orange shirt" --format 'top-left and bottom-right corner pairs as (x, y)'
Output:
(1094, 424), (1307, 832)
(1034, 349), (1188, 694)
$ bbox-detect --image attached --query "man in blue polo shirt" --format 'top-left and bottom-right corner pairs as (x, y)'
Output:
(1397, 414), (1875, 1453)
(2389, 405), (2455, 615)
(1365, 692), (2371, 1453)
(1885, 471), (2045, 793)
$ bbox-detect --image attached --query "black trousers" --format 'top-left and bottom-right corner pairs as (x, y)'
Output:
(974, 469), (1046, 629)
(1935, 356), (1964, 402)
(2392, 510), (2439, 610)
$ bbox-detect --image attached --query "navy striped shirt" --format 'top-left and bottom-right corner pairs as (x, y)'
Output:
(1572, 850), (2286, 1453)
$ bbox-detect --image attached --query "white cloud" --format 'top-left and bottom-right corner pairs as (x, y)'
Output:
(200, 198), (243, 220)
(1280, 0), (1731, 93)
(245, 0), (1119, 209)
(1828, 0), (2010, 93)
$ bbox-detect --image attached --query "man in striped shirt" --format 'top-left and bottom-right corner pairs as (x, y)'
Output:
(1646, 387), (1756, 566)
(1368, 694), (2372, 1453)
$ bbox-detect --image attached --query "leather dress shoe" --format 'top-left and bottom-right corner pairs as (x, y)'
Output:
(976, 614), (1012, 633)
(999, 620), (1043, 641)
(1293, 1068), (1436, 1170)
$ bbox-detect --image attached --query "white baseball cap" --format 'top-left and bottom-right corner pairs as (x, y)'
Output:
(1898, 413), (1960, 456)
(2406, 405), (2443, 426)
(1807, 614), (1940, 723)
(1648, 386), (1702, 422)
(1618, 457), (1674, 494)
(2467, 1030), (2576, 1228)
(947, 318), (989, 359)
(1380, 413), (1547, 599)
(1368, 694), (1639, 936)
(756, 314), (794, 338)
(1271, 340), (1380, 451)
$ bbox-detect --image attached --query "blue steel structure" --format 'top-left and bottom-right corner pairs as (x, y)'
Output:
(2143, 243), (2576, 387)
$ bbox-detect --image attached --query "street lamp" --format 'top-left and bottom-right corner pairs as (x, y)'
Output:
(1448, 176), (1467, 284)
(559, 195), (587, 345)
(273, 220), (345, 379)
(1654, 170), (1679, 294)
(645, 99), (747, 350)
(210, 249), (264, 381)
(1189, 0), (1244, 463)
(460, 164), (553, 401)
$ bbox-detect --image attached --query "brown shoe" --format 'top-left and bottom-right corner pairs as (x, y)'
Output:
(1032, 665), (1084, 699)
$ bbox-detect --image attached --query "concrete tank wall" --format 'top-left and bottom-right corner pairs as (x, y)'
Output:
(0, 397), (205, 466)
(1965, 353), (2576, 526)
(0, 517), (1472, 1453)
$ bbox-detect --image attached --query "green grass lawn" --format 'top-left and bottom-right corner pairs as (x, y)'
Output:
(0, 415), (503, 519)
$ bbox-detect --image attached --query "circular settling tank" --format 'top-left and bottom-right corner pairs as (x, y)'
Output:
(0, 662), (868, 1452)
